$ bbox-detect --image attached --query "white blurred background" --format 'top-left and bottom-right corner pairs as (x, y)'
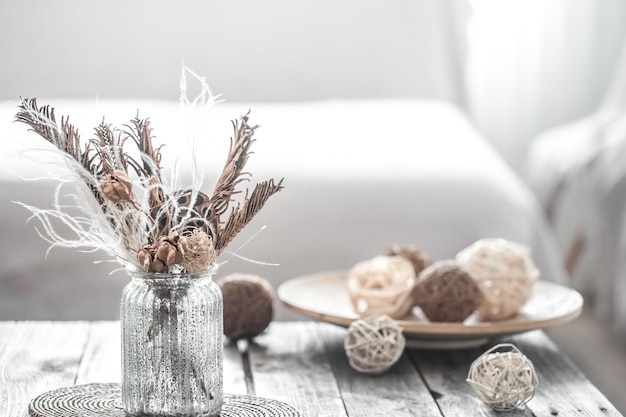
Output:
(1, 0), (626, 411)
(2, 0), (625, 173)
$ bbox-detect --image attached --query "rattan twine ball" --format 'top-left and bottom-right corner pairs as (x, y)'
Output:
(347, 255), (416, 319)
(413, 260), (483, 322)
(344, 314), (406, 374)
(384, 244), (433, 276)
(218, 273), (275, 340)
(457, 238), (539, 321)
(467, 343), (539, 411)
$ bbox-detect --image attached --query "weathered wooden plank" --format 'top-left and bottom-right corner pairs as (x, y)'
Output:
(510, 330), (623, 416)
(0, 321), (18, 355)
(0, 321), (622, 417)
(223, 338), (249, 395)
(407, 343), (523, 417)
(319, 323), (443, 417)
(0, 321), (90, 417)
(74, 321), (121, 384)
(249, 321), (349, 417)
(410, 330), (624, 417)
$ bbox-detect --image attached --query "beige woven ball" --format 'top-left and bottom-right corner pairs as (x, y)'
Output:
(344, 314), (406, 374)
(457, 238), (539, 320)
(413, 260), (483, 322)
(347, 255), (416, 319)
(467, 343), (539, 411)
(218, 273), (275, 340)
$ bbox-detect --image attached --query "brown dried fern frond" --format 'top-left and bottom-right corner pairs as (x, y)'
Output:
(15, 98), (109, 206)
(210, 112), (256, 227)
(15, 98), (62, 146)
(15, 98), (97, 173)
(215, 178), (284, 254)
(124, 117), (164, 180)
(60, 115), (82, 163)
(92, 122), (128, 177)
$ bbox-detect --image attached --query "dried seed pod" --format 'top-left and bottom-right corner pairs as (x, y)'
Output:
(137, 245), (153, 272)
(180, 230), (216, 273)
(155, 240), (177, 266)
(101, 170), (140, 209)
(137, 232), (188, 273)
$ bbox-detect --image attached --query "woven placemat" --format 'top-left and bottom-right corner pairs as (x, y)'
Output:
(28, 383), (302, 417)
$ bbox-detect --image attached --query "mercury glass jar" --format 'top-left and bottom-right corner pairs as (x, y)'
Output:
(120, 267), (223, 417)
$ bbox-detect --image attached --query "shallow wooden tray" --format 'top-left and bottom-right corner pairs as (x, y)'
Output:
(278, 270), (583, 349)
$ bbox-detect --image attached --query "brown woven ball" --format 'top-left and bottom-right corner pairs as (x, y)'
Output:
(384, 244), (433, 276)
(218, 273), (275, 340)
(413, 260), (483, 322)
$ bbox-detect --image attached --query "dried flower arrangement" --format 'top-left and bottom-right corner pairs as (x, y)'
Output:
(13, 74), (283, 275)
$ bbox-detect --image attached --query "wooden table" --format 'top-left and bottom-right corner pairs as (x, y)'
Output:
(0, 320), (622, 416)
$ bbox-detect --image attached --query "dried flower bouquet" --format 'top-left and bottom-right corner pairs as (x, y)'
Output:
(12, 74), (285, 415)
(13, 86), (283, 275)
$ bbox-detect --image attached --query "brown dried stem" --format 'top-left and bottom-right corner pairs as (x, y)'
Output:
(15, 98), (61, 146)
(124, 117), (163, 180)
(92, 122), (128, 177)
(215, 178), (284, 253)
(15, 99), (110, 204)
(210, 112), (256, 229)
(15, 98), (96, 173)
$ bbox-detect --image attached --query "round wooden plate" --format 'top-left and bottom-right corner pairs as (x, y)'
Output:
(277, 271), (583, 349)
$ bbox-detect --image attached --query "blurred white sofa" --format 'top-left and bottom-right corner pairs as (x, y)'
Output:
(526, 109), (626, 336)
(0, 0), (569, 321)
(0, 97), (566, 320)
(526, 33), (626, 337)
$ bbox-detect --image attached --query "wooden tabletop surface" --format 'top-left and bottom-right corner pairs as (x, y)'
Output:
(0, 320), (622, 417)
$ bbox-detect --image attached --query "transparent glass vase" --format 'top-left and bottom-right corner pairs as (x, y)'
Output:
(120, 267), (223, 417)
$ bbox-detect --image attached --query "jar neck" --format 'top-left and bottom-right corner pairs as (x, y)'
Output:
(126, 265), (218, 282)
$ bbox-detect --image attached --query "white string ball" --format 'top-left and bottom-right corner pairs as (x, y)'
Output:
(347, 255), (416, 319)
(456, 238), (539, 320)
(344, 314), (406, 374)
(467, 343), (539, 411)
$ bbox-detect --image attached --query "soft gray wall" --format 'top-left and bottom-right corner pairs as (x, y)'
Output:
(0, 0), (466, 103)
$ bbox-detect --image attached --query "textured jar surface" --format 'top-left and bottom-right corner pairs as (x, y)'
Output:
(120, 269), (223, 417)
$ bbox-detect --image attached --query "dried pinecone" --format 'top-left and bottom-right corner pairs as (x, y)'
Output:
(137, 232), (188, 273)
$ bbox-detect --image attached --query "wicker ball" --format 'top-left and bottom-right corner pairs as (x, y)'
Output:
(413, 260), (483, 322)
(344, 314), (406, 374)
(457, 238), (539, 320)
(218, 273), (275, 339)
(384, 244), (433, 276)
(467, 343), (538, 411)
(347, 255), (416, 319)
